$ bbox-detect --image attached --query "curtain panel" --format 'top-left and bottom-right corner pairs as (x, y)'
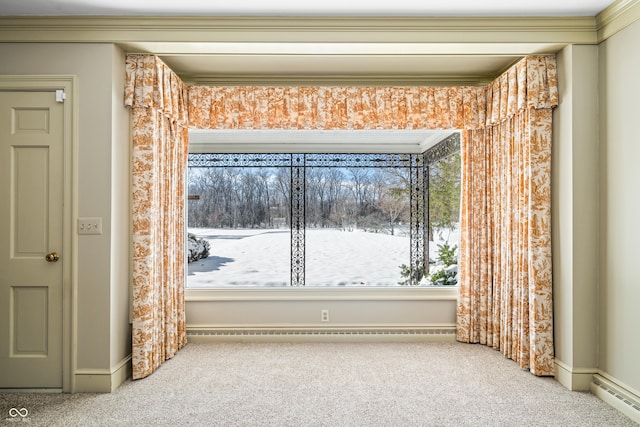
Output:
(456, 57), (557, 375)
(125, 55), (189, 379)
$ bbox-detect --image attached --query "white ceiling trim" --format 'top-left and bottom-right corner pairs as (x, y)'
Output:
(125, 42), (566, 56)
(139, 41), (561, 85)
(188, 129), (458, 154)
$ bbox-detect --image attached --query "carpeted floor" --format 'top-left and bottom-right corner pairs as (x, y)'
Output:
(0, 341), (636, 426)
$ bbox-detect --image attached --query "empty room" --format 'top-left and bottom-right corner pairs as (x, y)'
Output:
(0, 0), (639, 425)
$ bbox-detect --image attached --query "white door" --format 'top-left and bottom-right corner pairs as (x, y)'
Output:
(0, 91), (64, 388)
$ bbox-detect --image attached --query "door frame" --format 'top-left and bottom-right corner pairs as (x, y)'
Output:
(0, 75), (76, 392)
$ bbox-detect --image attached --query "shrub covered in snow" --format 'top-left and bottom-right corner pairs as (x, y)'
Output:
(424, 242), (458, 286)
(424, 263), (458, 286)
(187, 233), (210, 263)
(398, 241), (458, 286)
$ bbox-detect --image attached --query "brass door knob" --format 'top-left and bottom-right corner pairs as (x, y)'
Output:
(45, 252), (60, 262)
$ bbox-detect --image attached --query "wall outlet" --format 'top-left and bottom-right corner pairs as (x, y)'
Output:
(321, 309), (329, 322)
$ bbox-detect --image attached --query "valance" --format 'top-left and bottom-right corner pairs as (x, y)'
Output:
(125, 55), (189, 127)
(187, 55), (557, 131)
(188, 85), (487, 130)
(123, 54), (557, 132)
(486, 55), (558, 126)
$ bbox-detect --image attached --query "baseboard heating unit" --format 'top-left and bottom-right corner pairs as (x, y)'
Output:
(591, 374), (640, 424)
(187, 327), (456, 343)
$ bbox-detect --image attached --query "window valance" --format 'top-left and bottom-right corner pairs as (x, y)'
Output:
(125, 54), (189, 127)
(186, 55), (557, 131)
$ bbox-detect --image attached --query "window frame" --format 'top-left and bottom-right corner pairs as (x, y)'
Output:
(185, 131), (460, 301)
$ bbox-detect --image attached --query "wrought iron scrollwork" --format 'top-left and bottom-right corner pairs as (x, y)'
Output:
(305, 153), (417, 168)
(188, 153), (292, 168)
(290, 161), (305, 286)
(409, 160), (427, 285)
(423, 133), (461, 164)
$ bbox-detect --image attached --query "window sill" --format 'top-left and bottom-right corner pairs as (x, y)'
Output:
(185, 286), (458, 302)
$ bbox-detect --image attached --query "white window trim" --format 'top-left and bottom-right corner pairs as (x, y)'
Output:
(185, 286), (459, 302)
(185, 129), (460, 302)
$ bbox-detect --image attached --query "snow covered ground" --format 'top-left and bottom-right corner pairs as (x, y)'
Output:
(187, 227), (459, 288)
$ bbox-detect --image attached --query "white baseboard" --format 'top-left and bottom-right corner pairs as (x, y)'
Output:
(591, 373), (640, 424)
(73, 354), (131, 393)
(554, 359), (597, 391)
(187, 326), (457, 343)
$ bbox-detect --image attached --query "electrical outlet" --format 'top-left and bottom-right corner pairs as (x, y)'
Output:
(321, 309), (329, 322)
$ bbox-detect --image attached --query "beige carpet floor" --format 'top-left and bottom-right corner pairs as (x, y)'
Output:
(0, 341), (636, 426)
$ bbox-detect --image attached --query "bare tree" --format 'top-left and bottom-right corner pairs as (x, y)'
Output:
(345, 168), (373, 216)
(377, 188), (408, 236)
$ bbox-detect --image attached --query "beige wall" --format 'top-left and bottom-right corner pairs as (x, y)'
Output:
(0, 43), (131, 391)
(110, 47), (132, 370)
(552, 44), (600, 390)
(598, 18), (640, 395)
(185, 288), (458, 333)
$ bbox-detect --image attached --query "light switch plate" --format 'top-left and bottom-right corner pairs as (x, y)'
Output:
(78, 217), (103, 235)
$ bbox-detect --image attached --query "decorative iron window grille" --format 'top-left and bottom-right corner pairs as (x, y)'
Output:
(188, 133), (460, 287)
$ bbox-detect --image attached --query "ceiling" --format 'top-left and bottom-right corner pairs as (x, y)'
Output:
(0, 0), (618, 17)
(138, 42), (565, 86)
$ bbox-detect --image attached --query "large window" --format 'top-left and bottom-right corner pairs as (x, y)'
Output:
(187, 134), (460, 288)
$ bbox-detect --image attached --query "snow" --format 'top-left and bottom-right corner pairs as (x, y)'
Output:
(187, 227), (459, 288)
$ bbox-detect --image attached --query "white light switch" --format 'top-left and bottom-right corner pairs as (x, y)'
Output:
(78, 217), (103, 235)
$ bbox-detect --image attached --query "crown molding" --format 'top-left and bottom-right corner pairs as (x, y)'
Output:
(0, 16), (598, 44)
(3, 10), (638, 85)
(1, 6), (638, 45)
(596, 0), (640, 40)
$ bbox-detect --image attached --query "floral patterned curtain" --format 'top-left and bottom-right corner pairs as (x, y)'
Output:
(124, 55), (189, 379)
(188, 85), (487, 131)
(124, 53), (557, 378)
(456, 56), (557, 375)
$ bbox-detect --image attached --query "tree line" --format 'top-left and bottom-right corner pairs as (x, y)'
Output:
(187, 152), (460, 238)
(188, 166), (411, 235)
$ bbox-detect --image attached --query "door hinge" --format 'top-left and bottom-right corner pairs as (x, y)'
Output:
(55, 90), (66, 103)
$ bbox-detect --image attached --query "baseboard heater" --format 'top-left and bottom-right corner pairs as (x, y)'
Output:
(591, 374), (640, 424)
(187, 327), (456, 342)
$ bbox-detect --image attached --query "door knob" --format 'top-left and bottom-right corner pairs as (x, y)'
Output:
(45, 252), (60, 262)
